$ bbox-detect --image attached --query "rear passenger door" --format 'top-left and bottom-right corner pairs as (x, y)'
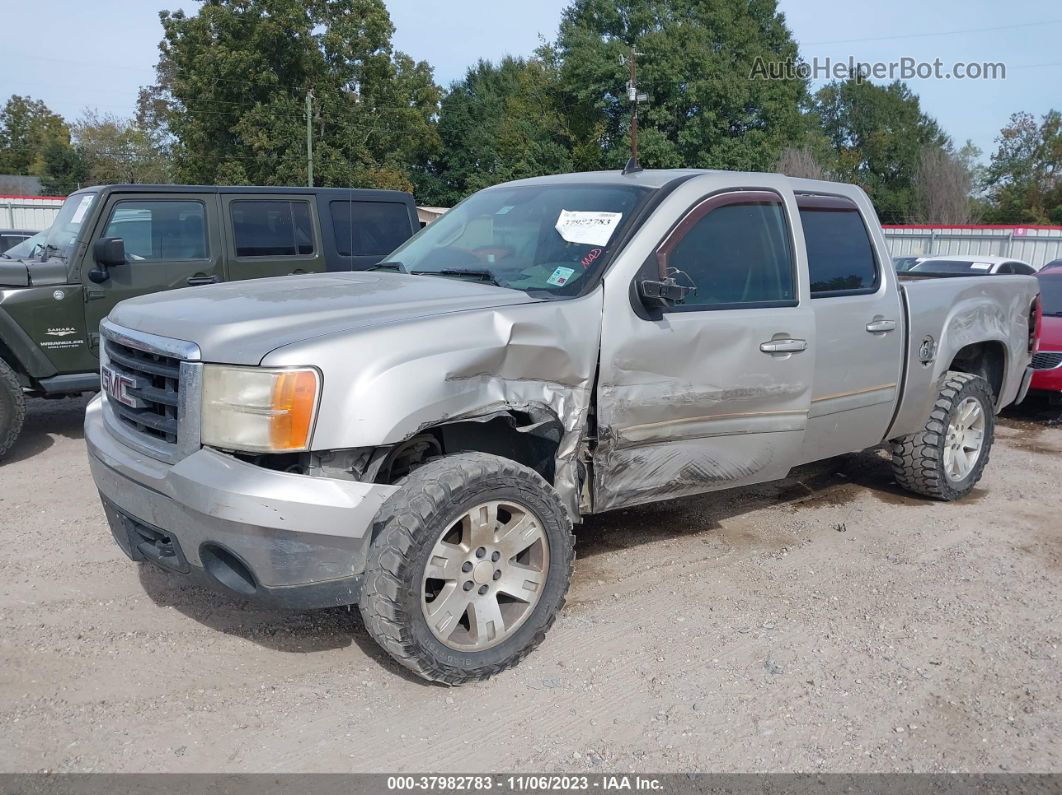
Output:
(222, 195), (327, 281)
(325, 198), (417, 270)
(794, 195), (905, 464)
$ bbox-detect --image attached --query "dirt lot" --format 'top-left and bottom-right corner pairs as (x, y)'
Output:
(0, 395), (1060, 773)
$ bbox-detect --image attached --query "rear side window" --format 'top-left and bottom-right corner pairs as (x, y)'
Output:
(103, 200), (207, 261)
(799, 203), (879, 296)
(330, 201), (411, 257)
(230, 200), (315, 257)
(663, 196), (795, 310)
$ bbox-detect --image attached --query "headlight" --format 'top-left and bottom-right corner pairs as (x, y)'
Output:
(201, 365), (320, 453)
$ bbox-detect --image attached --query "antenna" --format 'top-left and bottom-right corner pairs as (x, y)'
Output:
(623, 47), (647, 175)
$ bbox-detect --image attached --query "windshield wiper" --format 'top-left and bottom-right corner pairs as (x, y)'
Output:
(368, 261), (406, 272)
(411, 268), (504, 287)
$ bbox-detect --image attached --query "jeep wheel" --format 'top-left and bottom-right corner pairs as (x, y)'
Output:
(0, 358), (25, 460)
(891, 371), (995, 501)
(360, 452), (574, 684)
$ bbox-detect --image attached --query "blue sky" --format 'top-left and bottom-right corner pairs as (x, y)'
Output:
(0, 0), (1059, 163)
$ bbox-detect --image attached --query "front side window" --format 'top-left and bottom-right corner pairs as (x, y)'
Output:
(231, 200), (315, 257)
(382, 184), (648, 297)
(330, 201), (411, 256)
(103, 200), (207, 261)
(799, 201), (879, 296)
(660, 195), (795, 310)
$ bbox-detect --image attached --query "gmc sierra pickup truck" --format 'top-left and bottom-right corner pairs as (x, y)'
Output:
(0, 184), (420, 458)
(86, 169), (1040, 684)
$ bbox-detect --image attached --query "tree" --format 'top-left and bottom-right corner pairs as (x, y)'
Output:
(813, 79), (948, 223)
(148, 0), (441, 191)
(982, 110), (1062, 224)
(71, 110), (171, 185)
(39, 140), (88, 195)
(0, 95), (70, 175)
(775, 146), (827, 180)
(424, 55), (574, 206)
(912, 145), (977, 225)
(552, 0), (808, 172)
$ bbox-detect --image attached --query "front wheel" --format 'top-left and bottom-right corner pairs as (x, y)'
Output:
(359, 452), (574, 684)
(0, 358), (26, 460)
(891, 371), (995, 500)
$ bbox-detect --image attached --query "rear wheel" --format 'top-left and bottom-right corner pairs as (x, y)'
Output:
(891, 371), (994, 500)
(0, 358), (25, 460)
(360, 452), (574, 684)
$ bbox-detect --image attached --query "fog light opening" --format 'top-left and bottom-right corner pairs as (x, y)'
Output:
(200, 544), (257, 596)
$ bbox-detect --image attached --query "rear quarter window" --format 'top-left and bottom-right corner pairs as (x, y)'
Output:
(330, 201), (411, 257)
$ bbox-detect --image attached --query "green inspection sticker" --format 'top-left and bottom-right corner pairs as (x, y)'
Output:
(546, 266), (576, 287)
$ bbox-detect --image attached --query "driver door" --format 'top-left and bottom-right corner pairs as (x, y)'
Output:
(594, 187), (815, 512)
(82, 192), (223, 351)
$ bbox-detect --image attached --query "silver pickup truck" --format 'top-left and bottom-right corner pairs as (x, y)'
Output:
(86, 169), (1040, 684)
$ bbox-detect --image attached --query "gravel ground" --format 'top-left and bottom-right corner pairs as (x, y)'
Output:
(0, 395), (1060, 773)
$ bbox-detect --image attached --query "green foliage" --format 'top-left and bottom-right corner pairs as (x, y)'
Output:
(981, 110), (1062, 224)
(423, 56), (575, 206)
(39, 140), (88, 195)
(553, 0), (808, 172)
(72, 111), (171, 185)
(813, 79), (949, 223)
(153, 0), (441, 191)
(0, 95), (70, 176)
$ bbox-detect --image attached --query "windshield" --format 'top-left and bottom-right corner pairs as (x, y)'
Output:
(1, 229), (46, 259)
(892, 256), (920, 272)
(910, 259), (992, 274)
(382, 184), (650, 296)
(40, 192), (97, 261)
(1038, 274), (1062, 315)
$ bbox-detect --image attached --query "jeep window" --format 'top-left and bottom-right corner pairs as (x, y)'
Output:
(231, 200), (315, 257)
(662, 195), (795, 310)
(799, 200), (879, 296)
(330, 201), (411, 257)
(40, 191), (97, 260)
(102, 201), (207, 261)
(381, 185), (648, 296)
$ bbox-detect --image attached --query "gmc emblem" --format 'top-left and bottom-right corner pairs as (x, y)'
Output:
(101, 365), (145, 409)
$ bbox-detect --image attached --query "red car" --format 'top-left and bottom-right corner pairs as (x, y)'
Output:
(1032, 269), (1062, 396)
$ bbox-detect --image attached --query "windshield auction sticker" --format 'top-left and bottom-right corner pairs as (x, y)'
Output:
(555, 210), (623, 246)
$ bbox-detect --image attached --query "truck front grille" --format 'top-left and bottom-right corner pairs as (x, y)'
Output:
(1032, 351), (1062, 370)
(104, 339), (181, 443)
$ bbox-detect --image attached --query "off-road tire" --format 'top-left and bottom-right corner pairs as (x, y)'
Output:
(359, 452), (574, 685)
(0, 358), (25, 460)
(891, 371), (995, 500)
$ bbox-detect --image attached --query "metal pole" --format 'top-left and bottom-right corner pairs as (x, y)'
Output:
(629, 49), (638, 165)
(306, 89), (314, 187)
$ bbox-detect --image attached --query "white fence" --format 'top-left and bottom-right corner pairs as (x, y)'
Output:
(883, 225), (1062, 269)
(1, 195), (65, 231)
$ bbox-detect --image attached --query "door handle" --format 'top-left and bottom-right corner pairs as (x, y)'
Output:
(866, 319), (897, 333)
(759, 338), (808, 354)
(186, 274), (219, 286)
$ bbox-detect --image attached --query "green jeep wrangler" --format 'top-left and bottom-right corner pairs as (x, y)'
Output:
(0, 184), (421, 458)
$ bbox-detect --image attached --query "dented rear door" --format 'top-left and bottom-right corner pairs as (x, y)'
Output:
(594, 179), (814, 512)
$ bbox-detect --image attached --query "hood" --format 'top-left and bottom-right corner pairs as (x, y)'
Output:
(109, 271), (540, 364)
(1040, 314), (1062, 350)
(0, 257), (70, 288)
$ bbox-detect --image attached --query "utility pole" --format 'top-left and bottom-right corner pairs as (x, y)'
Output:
(305, 89), (314, 187)
(625, 47), (647, 174)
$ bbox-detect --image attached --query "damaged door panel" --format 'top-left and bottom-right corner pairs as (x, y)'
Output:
(594, 185), (815, 511)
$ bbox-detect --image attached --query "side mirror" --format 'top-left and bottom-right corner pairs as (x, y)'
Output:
(638, 278), (694, 310)
(89, 238), (126, 284)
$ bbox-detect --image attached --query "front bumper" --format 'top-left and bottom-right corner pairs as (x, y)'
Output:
(86, 395), (398, 608)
